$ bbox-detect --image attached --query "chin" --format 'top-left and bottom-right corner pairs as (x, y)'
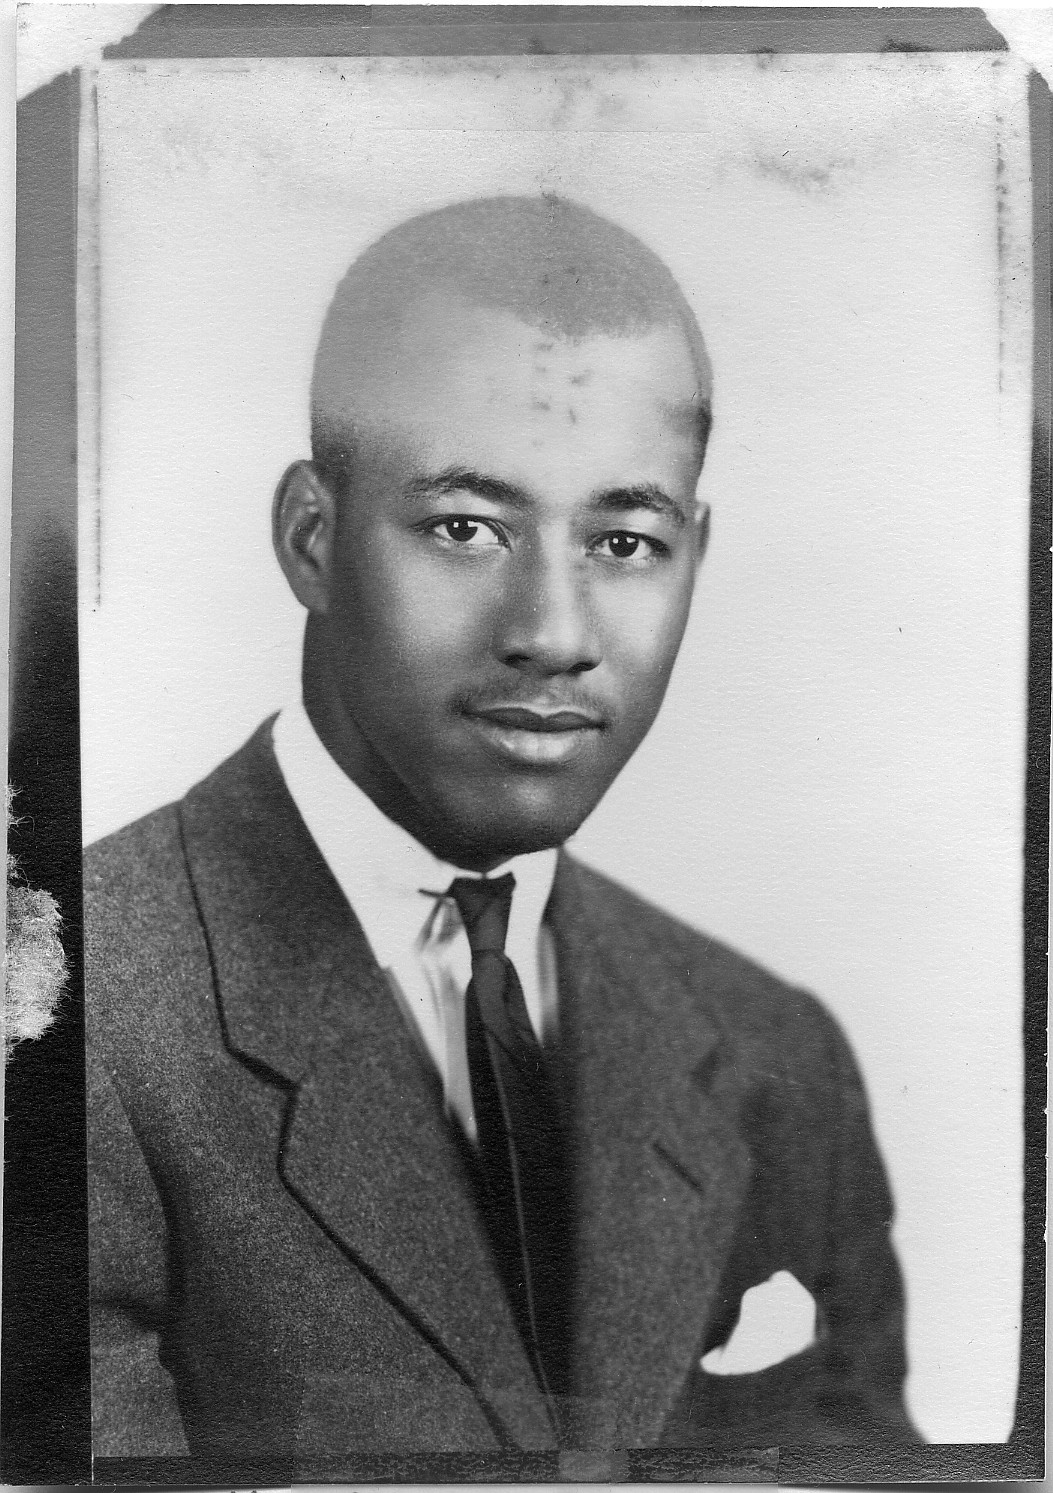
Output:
(450, 780), (603, 867)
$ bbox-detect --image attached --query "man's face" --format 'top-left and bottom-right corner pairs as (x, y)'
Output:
(311, 293), (707, 869)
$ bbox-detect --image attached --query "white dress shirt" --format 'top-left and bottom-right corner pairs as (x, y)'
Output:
(271, 703), (559, 1142)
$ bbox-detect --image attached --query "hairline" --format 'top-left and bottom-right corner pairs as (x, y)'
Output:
(311, 300), (713, 498)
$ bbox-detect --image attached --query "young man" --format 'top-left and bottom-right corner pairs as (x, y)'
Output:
(85, 196), (915, 1472)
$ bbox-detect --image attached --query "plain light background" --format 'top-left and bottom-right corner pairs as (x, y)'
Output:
(78, 52), (1033, 1443)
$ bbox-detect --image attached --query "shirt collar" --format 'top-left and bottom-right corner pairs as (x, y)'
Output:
(271, 702), (559, 971)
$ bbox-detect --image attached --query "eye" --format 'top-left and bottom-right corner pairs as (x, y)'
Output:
(430, 516), (504, 549)
(593, 531), (665, 562)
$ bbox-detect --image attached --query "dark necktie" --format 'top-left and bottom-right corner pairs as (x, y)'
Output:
(447, 872), (572, 1412)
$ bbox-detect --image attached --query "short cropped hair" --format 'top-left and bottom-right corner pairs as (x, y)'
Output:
(310, 195), (713, 494)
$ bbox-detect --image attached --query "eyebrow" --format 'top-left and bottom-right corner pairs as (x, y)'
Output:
(592, 483), (688, 529)
(406, 468), (530, 508)
(408, 468), (688, 528)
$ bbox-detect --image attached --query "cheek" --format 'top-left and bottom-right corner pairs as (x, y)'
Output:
(596, 573), (694, 704)
(333, 529), (491, 671)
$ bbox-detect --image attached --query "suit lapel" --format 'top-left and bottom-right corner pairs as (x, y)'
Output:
(179, 724), (555, 1450)
(551, 855), (754, 1448)
(279, 1004), (555, 1449)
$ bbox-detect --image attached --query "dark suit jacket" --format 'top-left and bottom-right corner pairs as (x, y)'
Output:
(85, 721), (915, 1472)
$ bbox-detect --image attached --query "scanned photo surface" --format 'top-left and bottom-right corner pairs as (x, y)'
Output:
(76, 50), (1033, 1476)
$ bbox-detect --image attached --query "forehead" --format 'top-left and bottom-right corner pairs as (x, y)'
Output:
(340, 293), (705, 494)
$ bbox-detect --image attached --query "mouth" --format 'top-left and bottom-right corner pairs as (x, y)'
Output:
(464, 703), (605, 767)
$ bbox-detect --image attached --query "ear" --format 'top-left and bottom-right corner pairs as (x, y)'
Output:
(272, 460), (339, 615)
(694, 501), (711, 569)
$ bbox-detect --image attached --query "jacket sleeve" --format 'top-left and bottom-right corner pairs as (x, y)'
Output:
(87, 1042), (189, 1457)
(811, 1020), (918, 1443)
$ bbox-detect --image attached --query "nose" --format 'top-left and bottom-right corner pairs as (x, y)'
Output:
(497, 545), (600, 677)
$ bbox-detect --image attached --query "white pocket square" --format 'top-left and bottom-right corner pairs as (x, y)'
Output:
(700, 1270), (817, 1376)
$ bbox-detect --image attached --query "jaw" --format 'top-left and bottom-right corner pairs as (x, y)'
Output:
(303, 672), (614, 870)
(376, 752), (610, 871)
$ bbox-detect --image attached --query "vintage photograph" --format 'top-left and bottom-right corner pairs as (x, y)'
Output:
(5, 8), (1047, 1486)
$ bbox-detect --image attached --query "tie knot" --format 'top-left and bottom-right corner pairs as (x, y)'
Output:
(447, 872), (515, 956)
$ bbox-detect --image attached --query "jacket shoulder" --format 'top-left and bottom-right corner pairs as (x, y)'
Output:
(83, 723), (284, 1038)
(84, 802), (209, 1023)
(561, 854), (856, 1081)
(85, 802), (192, 948)
(85, 800), (185, 899)
(84, 721), (277, 937)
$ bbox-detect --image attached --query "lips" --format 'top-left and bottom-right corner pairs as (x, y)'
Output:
(464, 702), (604, 766)
(470, 705), (602, 733)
